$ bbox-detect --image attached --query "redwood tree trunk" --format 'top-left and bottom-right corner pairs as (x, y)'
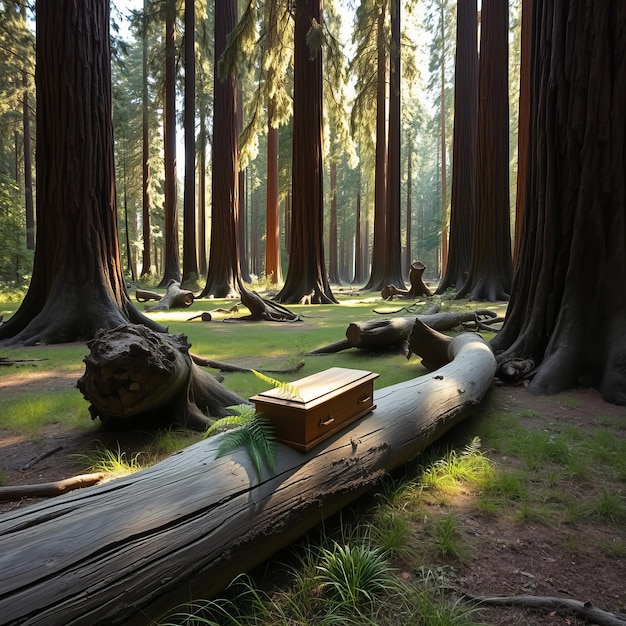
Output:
(382, 0), (404, 289)
(491, 0), (626, 404)
(275, 0), (336, 304)
(140, 0), (152, 277)
(363, 4), (387, 291)
(0, 0), (164, 346)
(200, 0), (242, 298)
(437, 0), (478, 294)
(158, 0), (181, 287)
(328, 161), (340, 283)
(457, 0), (512, 301)
(182, 0), (198, 287)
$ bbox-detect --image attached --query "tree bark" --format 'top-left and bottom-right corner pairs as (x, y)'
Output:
(0, 328), (496, 626)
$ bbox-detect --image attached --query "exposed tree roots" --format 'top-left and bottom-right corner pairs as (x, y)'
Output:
(463, 593), (626, 626)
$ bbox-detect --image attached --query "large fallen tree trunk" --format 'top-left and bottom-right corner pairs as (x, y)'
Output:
(0, 322), (496, 626)
(309, 310), (499, 354)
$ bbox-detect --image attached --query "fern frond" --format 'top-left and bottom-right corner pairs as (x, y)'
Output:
(216, 415), (277, 479)
(251, 369), (302, 401)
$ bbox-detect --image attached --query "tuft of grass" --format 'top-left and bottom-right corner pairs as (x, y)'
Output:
(368, 510), (413, 560)
(430, 514), (468, 562)
(420, 437), (494, 496)
(589, 492), (626, 523)
(314, 542), (398, 609)
(76, 444), (147, 478)
(483, 470), (528, 501)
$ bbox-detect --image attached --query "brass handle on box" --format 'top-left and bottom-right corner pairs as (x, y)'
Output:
(319, 414), (335, 427)
(358, 395), (371, 404)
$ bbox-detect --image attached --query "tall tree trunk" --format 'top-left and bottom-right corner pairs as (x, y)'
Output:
(363, 3), (387, 291)
(405, 142), (412, 275)
(140, 0), (152, 277)
(439, 2), (448, 279)
(197, 110), (207, 276)
(328, 161), (340, 283)
(382, 0), (404, 289)
(352, 178), (364, 284)
(22, 76), (34, 252)
(457, 0), (512, 301)
(512, 0), (533, 268)
(200, 0), (242, 298)
(265, 112), (282, 284)
(275, 0), (336, 304)
(159, 0), (181, 287)
(182, 0), (199, 288)
(238, 89), (252, 283)
(437, 0), (478, 294)
(491, 0), (626, 405)
(0, 0), (164, 346)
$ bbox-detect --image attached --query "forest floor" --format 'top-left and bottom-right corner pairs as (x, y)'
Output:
(1, 362), (625, 626)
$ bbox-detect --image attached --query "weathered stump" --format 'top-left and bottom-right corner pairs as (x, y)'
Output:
(77, 324), (248, 430)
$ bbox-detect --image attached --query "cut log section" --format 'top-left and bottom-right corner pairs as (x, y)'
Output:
(137, 280), (195, 312)
(0, 323), (496, 626)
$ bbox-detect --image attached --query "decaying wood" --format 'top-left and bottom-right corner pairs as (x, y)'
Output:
(0, 473), (106, 502)
(77, 324), (248, 431)
(0, 326), (495, 626)
(463, 594), (626, 626)
(309, 310), (498, 355)
(137, 280), (195, 312)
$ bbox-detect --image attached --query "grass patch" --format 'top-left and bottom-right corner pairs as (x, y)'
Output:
(76, 444), (148, 477)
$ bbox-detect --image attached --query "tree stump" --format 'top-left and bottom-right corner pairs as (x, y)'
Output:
(77, 324), (248, 431)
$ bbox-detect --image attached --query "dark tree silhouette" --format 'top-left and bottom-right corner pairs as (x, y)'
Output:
(158, 0), (181, 287)
(491, 0), (626, 404)
(199, 0), (242, 298)
(0, 0), (164, 346)
(457, 0), (512, 301)
(437, 0), (478, 294)
(275, 0), (336, 304)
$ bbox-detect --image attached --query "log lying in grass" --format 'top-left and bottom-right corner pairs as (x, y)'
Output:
(309, 310), (499, 354)
(137, 280), (195, 312)
(0, 322), (496, 626)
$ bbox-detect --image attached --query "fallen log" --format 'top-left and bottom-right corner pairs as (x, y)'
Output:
(309, 309), (498, 355)
(138, 280), (195, 312)
(0, 322), (496, 626)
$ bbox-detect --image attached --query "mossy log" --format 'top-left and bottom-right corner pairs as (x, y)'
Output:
(0, 322), (496, 626)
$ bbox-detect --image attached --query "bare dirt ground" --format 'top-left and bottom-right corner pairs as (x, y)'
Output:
(0, 368), (624, 626)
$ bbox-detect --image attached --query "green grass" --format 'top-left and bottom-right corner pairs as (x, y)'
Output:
(75, 444), (148, 477)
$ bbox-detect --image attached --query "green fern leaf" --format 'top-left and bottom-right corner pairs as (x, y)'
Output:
(215, 415), (277, 479)
(251, 369), (302, 401)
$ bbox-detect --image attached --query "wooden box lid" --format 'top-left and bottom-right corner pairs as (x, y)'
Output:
(251, 367), (378, 410)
